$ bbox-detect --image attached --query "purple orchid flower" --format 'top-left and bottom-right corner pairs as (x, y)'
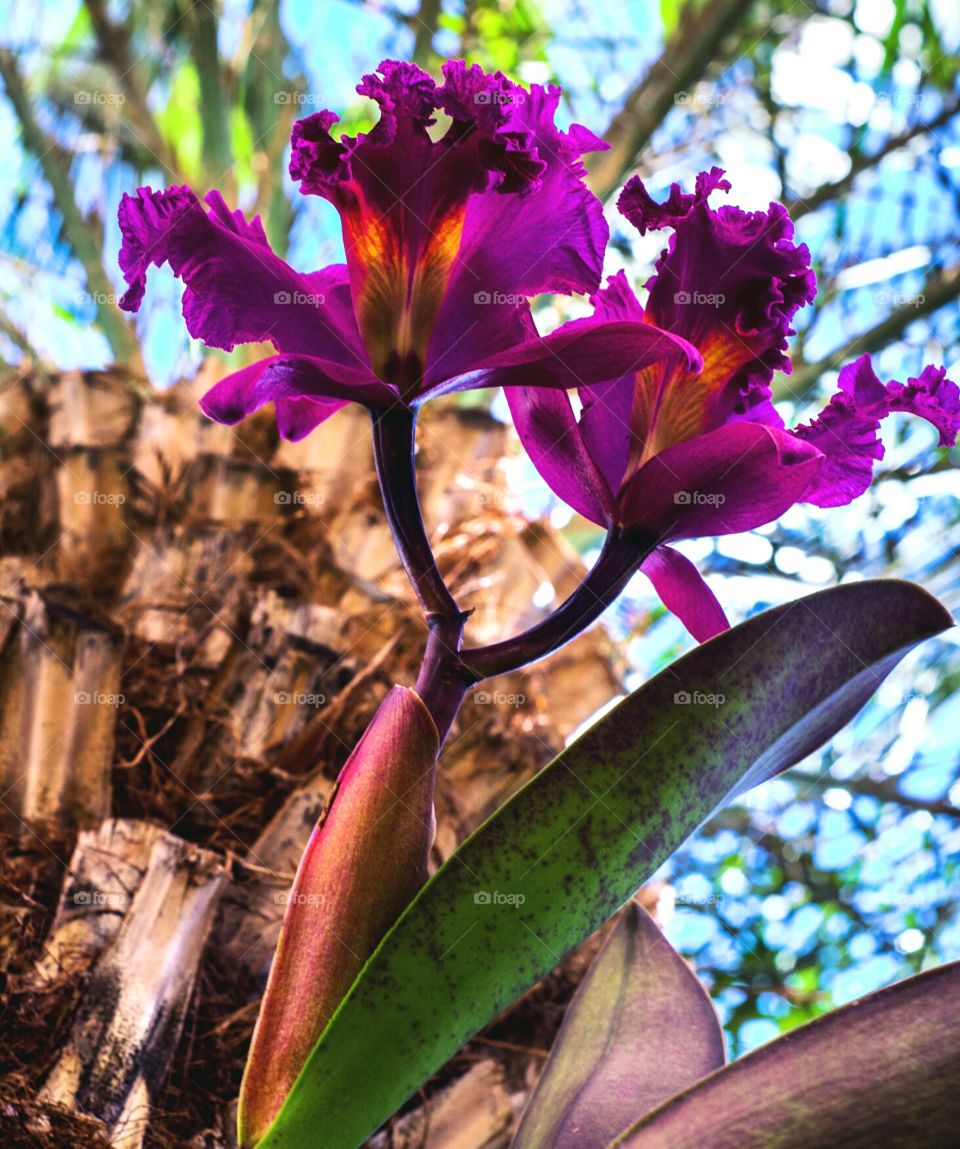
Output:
(508, 168), (960, 642)
(117, 60), (696, 440)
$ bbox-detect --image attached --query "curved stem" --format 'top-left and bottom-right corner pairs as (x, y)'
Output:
(369, 404), (657, 741)
(370, 404), (470, 743)
(370, 405), (464, 622)
(461, 527), (659, 681)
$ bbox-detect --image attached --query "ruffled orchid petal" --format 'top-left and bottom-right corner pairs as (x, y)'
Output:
(640, 546), (730, 641)
(505, 387), (613, 524)
(887, 364), (960, 446)
(118, 187), (368, 368)
(794, 355), (960, 508)
(426, 79), (611, 384)
(617, 166), (731, 236)
(289, 60), (610, 395)
(199, 356), (397, 440)
(619, 422), (823, 539)
(617, 169), (815, 445)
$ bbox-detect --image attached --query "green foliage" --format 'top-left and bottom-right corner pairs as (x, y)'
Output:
(260, 581), (949, 1149)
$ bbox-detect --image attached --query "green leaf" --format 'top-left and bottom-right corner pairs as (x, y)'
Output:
(156, 61), (202, 181)
(513, 902), (725, 1149)
(660, 0), (684, 37)
(606, 958), (960, 1148)
(260, 580), (951, 1149)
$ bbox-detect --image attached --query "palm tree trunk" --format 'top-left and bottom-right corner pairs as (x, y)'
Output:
(0, 366), (624, 1147)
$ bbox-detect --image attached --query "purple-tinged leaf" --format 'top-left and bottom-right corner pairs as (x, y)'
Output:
(514, 902), (724, 1149)
(608, 958), (960, 1149)
(239, 686), (438, 1148)
(261, 580), (951, 1149)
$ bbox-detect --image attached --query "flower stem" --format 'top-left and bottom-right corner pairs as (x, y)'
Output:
(370, 406), (657, 739)
(460, 527), (658, 681)
(370, 405), (466, 623)
(370, 404), (470, 742)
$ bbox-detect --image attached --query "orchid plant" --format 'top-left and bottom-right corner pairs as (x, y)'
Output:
(119, 59), (960, 1149)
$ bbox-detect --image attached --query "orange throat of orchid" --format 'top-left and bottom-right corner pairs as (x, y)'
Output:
(626, 326), (758, 472)
(344, 202), (466, 397)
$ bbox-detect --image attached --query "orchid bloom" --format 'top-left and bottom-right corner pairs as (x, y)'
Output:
(117, 60), (695, 440)
(508, 169), (960, 642)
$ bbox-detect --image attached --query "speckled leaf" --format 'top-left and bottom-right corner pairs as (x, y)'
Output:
(259, 581), (951, 1149)
(606, 958), (960, 1149)
(513, 901), (725, 1149)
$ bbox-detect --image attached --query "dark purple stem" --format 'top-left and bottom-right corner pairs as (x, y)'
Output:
(370, 405), (470, 743)
(459, 526), (658, 681)
(370, 405), (657, 746)
(370, 405), (466, 623)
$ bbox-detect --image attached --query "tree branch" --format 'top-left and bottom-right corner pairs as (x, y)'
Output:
(82, 0), (183, 180)
(186, 0), (234, 186)
(787, 96), (960, 221)
(586, 0), (757, 200)
(776, 263), (960, 401)
(0, 48), (141, 366)
(783, 769), (960, 821)
(411, 0), (443, 68)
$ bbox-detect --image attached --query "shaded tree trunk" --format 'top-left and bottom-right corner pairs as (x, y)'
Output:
(0, 367), (628, 1147)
